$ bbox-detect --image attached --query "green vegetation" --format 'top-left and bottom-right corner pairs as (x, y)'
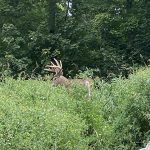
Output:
(0, 67), (150, 150)
(0, 1), (149, 149)
(0, 0), (150, 77)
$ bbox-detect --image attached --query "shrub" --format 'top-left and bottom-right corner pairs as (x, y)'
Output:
(0, 79), (88, 150)
(0, 67), (150, 150)
(88, 68), (150, 149)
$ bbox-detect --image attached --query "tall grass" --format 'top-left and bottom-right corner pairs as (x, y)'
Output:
(0, 67), (150, 149)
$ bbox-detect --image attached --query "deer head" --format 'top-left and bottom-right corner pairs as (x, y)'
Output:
(44, 59), (70, 87)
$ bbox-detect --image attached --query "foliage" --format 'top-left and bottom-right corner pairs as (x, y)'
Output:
(0, 0), (150, 149)
(0, 79), (89, 150)
(0, 67), (150, 149)
(0, 0), (150, 77)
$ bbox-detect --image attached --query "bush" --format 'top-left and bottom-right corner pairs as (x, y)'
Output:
(0, 67), (150, 150)
(89, 67), (150, 149)
(0, 79), (88, 150)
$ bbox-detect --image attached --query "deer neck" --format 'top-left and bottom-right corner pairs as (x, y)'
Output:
(52, 75), (70, 87)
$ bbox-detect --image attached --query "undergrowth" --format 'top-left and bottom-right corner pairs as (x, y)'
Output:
(0, 67), (150, 150)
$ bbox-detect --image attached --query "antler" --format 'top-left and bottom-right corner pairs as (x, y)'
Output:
(44, 59), (63, 76)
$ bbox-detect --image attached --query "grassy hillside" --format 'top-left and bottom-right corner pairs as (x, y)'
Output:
(0, 68), (150, 150)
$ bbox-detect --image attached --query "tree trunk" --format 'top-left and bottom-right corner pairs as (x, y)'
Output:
(48, 0), (56, 33)
(126, 0), (133, 11)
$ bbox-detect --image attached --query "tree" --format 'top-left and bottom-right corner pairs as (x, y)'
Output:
(0, 0), (149, 77)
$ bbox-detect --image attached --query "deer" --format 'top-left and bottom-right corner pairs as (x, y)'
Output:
(44, 58), (93, 98)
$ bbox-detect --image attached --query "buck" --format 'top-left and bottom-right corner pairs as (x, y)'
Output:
(44, 59), (93, 98)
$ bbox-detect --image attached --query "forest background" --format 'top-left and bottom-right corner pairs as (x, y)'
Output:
(0, 0), (150, 78)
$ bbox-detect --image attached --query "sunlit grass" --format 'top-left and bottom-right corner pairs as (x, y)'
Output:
(0, 67), (150, 149)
